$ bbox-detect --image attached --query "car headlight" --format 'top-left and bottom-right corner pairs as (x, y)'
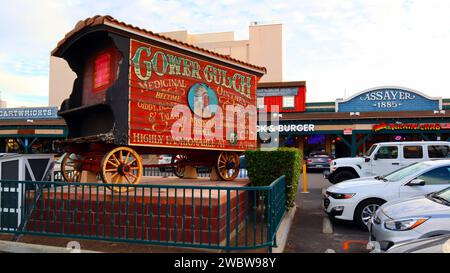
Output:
(327, 192), (355, 199)
(384, 217), (429, 231)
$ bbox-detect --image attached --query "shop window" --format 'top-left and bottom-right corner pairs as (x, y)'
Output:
(403, 146), (423, 159)
(93, 52), (111, 91)
(257, 97), (265, 109)
(6, 139), (21, 153)
(428, 145), (450, 158)
(418, 167), (450, 185)
(376, 146), (398, 159)
(282, 96), (295, 108)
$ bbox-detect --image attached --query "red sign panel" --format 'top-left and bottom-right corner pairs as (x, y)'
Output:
(128, 39), (259, 151)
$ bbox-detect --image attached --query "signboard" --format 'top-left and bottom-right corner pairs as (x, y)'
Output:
(343, 128), (353, 135)
(336, 87), (441, 113)
(128, 39), (259, 151)
(373, 123), (444, 132)
(0, 107), (59, 120)
(257, 124), (315, 133)
(257, 87), (298, 97)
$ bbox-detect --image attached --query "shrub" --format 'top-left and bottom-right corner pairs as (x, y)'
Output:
(245, 148), (302, 208)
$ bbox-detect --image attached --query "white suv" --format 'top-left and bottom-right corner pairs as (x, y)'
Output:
(325, 141), (450, 184)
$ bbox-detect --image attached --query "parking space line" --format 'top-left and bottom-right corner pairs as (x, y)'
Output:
(322, 217), (333, 234)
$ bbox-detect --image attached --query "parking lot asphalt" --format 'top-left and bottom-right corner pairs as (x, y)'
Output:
(284, 171), (371, 253)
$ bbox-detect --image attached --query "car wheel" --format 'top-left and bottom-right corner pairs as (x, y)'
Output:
(354, 199), (385, 230)
(332, 170), (357, 183)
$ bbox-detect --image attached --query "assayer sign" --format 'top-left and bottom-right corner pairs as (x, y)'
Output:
(336, 87), (442, 113)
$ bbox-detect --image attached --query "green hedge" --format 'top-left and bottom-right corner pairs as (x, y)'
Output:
(245, 148), (302, 208)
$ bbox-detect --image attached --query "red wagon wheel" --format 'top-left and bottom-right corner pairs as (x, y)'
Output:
(61, 153), (82, 182)
(100, 147), (143, 192)
(172, 154), (188, 178)
(216, 152), (240, 181)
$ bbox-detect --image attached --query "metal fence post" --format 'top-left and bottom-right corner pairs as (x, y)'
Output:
(226, 190), (231, 253)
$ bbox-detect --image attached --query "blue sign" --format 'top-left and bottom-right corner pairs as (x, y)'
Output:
(336, 87), (441, 113)
(0, 107), (59, 120)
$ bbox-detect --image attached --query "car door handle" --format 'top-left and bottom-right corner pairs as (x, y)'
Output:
(392, 163), (400, 165)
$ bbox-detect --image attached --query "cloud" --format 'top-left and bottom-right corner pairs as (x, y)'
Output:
(0, 66), (49, 107)
(2, 0), (450, 106)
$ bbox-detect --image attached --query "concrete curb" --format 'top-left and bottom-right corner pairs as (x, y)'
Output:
(0, 240), (99, 253)
(322, 217), (334, 234)
(272, 206), (297, 253)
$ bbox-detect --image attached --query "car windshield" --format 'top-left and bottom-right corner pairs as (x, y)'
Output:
(382, 162), (431, 182)
(365, 144), (377, 157)
(434, 187), (450, 203)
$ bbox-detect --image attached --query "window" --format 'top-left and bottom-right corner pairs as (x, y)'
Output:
(376, 146), (398, 159)
(428, 145), (450, 158)
(282, 96), (295, 108)
(365, 144), (378, 156)
(418, 167), (450, 185)
(403, 146), (423, 159)
(257, 97), (265, 109)
(93, 52), (111, 90)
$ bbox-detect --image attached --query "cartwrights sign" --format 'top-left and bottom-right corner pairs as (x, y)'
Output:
(0, 107), (59, 120)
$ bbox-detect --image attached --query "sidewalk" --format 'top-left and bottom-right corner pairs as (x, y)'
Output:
(284, 173), (370, 253)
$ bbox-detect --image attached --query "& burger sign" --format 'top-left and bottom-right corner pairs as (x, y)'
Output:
(257, 124), (315, 133)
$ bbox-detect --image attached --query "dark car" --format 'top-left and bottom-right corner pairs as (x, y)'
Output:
(305, 152), (333, 170)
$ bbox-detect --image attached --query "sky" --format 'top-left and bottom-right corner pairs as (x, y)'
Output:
(1, 0), (450, 107)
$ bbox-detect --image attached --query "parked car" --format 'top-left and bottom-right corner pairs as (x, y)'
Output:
(369, 186), (450, 251)
(158, 154), (173, 172)
(386, 234), (450, 253)
(325, 141), (450, 184)
(323, 160), (450, 229)
(305, 152), (333, 171)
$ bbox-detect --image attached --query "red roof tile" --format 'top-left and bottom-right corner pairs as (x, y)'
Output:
(52, 15), (267, 74)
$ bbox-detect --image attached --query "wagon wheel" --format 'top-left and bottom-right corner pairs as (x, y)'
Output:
(61, 153), (82, 182)
(100, 147), (143, 192)
(172, 154), (188, 178)
(215, 152), (240, 181)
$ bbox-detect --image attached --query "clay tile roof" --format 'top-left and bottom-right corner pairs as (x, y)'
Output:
(52, 15), (267, 74)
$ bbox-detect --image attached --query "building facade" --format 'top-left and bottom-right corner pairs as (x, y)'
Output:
(0, 107), (67, 154)
(260, 86), (450, 158)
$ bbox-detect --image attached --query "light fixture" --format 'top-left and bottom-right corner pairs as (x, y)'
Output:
(440, 110), (446, 114)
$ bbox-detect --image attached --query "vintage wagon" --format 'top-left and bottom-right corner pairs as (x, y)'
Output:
(52, 15), (266, 187)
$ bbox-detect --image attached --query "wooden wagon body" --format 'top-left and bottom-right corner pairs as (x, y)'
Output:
(52, 15), (266, 186)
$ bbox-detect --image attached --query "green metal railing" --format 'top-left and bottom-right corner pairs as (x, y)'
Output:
(0, 176), (285, 252)
(142, 166), (249, 178)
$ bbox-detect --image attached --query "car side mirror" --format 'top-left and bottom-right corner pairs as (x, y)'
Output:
(408, 178), (425, 186)
(365, 157), (371, 162)
(373, 154), (378, 160)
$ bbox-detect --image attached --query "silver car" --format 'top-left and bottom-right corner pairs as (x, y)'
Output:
(387, 234), (450, 253)
(369, 186), (450, 251)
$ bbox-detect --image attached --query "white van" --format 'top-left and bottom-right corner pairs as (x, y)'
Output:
(325, 141), (450, 184)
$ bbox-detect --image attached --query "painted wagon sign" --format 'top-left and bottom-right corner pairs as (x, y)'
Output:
(129, 39), (258, 151)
